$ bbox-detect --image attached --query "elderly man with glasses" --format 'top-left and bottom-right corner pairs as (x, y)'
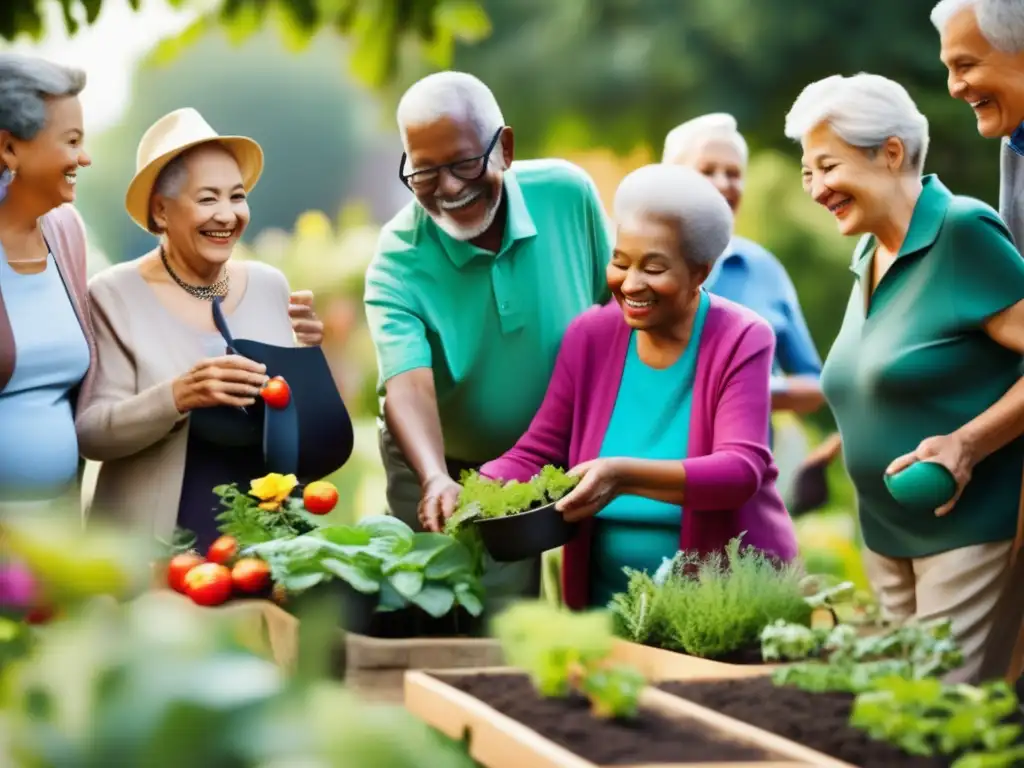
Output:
(364, 71), (612, 614)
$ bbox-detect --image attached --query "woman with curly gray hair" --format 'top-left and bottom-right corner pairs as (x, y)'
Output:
(0, 53), (94, 508)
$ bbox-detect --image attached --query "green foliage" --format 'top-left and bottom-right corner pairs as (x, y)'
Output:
(763, 618), (963, 693)
(212, 483), (320, 547)
(444, 465), (579, 534)
(0, 591), (476, 767)
(245, 515), (485, 618)
(609, 536), (812, 658)
(2, 0), (490, 89)
(850, 677), (1024, 767)
(492, 600), (645, 719)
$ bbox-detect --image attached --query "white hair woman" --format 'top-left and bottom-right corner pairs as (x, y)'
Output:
(786, 72), (1024, 683)
(0, 54), (93, 509)
(664, 113), (832, 514)
(75, 109), (321, 550)
(477, 163), (798, 609)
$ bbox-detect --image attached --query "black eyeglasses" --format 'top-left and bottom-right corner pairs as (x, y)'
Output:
(399, 127), (505, 192)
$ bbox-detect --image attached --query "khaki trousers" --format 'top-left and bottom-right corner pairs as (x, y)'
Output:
(863, 541), (1016, 684)
(377, 421), (540, 619)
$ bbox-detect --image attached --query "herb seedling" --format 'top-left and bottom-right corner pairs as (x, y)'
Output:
(492, 601), (647, 719)
(444, 466), (580, 535)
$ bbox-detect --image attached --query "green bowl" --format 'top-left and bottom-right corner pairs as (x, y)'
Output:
(884, 461), (956, 511)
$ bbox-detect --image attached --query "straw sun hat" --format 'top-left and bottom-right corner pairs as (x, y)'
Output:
(125, 107), (264, 234)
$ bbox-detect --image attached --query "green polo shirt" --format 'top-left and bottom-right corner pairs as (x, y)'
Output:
(821, 175), (1024, 559)
(364, 159), (612, 462)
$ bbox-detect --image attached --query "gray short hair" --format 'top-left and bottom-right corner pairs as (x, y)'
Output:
(613, 164), (734, 267)
(931, 0), (1024, 53)
(784, 73), (930, 173)
(396, 71), (505, 150)
(0, 54), (86, 144)
(662, 113), (749, 164)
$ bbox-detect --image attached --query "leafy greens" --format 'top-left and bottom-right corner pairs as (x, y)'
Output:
(244, 516), (485, 619)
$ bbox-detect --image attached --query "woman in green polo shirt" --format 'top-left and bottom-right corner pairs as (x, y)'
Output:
(785, 73), (1024, 685)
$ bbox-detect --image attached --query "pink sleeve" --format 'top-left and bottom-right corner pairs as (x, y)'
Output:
(682, 321), (776, 510)
(479, 337), (577, 482)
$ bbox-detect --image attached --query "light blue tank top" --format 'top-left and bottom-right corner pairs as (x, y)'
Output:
(0, 253), (90, 501)
(589, 290), (710, 607)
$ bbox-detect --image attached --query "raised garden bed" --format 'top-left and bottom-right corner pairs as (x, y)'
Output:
(609, 640), (777, 681)
(405, 668), (851, 767)
(659, 676), (945, 767)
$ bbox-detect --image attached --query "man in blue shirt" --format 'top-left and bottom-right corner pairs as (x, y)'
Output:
(663, 113), (839, 514)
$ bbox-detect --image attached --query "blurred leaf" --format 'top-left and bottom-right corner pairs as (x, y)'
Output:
(434, 0), (491, 42)
(81, 0), (101, 22)
(219, 0), (268, 45)
(149, 17), (211, 67)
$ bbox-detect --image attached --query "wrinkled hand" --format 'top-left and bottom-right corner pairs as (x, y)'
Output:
(172, 355), (267, 413)
(289, 290), (324, 346)
(555, 459), (623, 523)
(418, 474), (462, 532)
(885, 433), (976, 517)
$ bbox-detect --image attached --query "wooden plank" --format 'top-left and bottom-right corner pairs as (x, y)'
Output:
(346, 632), (502, 670)
(609, 641), (776, 682)
(404, 669), (829, 767)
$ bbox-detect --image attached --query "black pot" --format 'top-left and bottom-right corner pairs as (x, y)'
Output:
(475, 501), (579, 562)
(291, 580), (379, 635)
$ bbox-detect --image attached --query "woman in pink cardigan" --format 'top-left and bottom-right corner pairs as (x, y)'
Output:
(477, 163), (799, 609)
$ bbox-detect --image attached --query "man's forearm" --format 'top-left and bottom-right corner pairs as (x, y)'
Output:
(383, 369), (449, 485)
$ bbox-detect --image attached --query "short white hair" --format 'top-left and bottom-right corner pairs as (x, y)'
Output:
(396, 71), (505, 149)
(931, 0), (1024, 53)
(784, 73), (930, 173)
(613, 164), (734, 267)
(662, 113), (749, 164)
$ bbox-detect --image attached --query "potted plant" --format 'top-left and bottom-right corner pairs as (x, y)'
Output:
(444, 465), (580, 562)
(245, 515), (487, 638)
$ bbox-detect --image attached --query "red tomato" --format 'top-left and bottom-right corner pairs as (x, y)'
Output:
(25, 604), (57, 624)
(231, 557), (271, 594)
(207, 535), (239, 566)
(167, 552), (205, 594)
(302, 480), (339, 515)
(260, 376), (291, 409)
(183, 563), (233, 607)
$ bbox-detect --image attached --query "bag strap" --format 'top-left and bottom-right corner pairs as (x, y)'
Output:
(210, 296), (237, 353)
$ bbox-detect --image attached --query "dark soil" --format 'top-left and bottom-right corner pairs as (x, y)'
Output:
(438, 672), (772, 765)
(659, 676), (951, 767)
(703, 643), (766, 665)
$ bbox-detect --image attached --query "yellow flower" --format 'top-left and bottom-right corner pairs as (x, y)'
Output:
(249, 473), (299, 510)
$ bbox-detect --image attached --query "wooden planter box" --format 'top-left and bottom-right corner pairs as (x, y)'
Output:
(405, 668), (852, 768)
(609, 641), (778, 682)
(345, 633), (503, 703)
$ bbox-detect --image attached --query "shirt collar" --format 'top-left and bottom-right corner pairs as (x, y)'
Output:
(850, 174), (952, 279)
(426, 167), (538, 268)
(1010, 123), (1024, 157)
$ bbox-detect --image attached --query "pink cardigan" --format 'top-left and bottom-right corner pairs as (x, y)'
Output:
(480, 296), (798, 610)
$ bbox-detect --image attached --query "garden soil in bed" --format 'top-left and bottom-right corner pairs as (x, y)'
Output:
(437, 672), (771, 765)
(659, 677), (951, 767)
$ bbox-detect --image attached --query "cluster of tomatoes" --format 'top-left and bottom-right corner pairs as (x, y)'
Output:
(166, 535), (271, 607)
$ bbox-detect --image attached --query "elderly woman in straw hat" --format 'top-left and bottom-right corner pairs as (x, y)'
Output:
(0, 53), (94, 510)
(75, 108), (318, 548)
(786, 72), (1024, 683)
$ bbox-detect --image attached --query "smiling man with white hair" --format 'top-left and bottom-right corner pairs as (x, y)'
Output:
(786, 71), (1024, 685)
(364, 71), (612, 614)
(933, 0), (1024, 243)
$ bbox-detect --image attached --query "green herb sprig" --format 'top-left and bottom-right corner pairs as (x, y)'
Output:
(492, 601), (646, 720)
